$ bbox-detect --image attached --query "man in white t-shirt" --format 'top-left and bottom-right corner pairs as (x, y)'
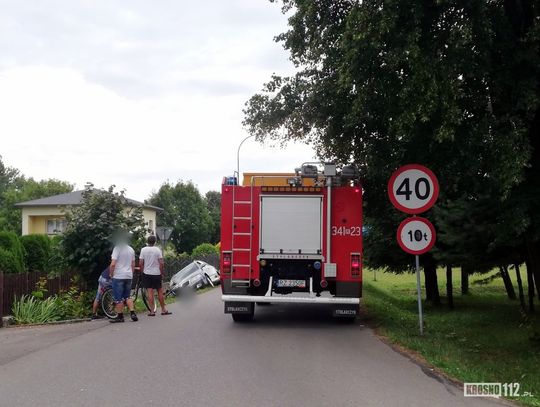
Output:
(109, 241), (138, 323)
(139, 235), (171, 316)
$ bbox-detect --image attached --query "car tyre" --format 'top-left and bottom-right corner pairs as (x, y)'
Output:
(232, 313), (254, 322)
(231, 304), (254, 322)
(335, 316), (356, 324)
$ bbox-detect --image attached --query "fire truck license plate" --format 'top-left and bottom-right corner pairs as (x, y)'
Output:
(277, 279), (306, 288)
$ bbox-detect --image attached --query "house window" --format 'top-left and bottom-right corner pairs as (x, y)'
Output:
(47, 219), (67, 235)
(148, 220), (154, 232)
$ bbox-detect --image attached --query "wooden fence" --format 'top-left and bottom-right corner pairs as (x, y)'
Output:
(0, 254), (219, 327)
(0, 271), (81, 326)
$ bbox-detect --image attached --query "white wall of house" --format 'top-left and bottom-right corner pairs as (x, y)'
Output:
(142, 208), (157, 235)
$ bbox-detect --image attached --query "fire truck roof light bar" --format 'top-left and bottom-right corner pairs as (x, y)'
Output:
(222, 295), (360, 305)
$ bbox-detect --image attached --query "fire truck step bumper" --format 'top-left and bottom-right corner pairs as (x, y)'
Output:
(222, 295), (360, 305)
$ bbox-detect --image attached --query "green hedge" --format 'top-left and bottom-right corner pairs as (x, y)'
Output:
(191, 243), (219, 258)
(21, 234), (51, 272)
(0, 248), (24, 273)
(48, 236), (67, 276)
(0, 231), (26, 273)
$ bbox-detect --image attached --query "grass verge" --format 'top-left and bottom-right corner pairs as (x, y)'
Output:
(363, 269), (540, 406)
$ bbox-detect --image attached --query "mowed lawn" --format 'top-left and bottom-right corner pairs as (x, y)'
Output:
(362, 268), (540, 407)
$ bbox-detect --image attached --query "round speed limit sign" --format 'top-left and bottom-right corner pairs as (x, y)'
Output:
(397, 217), (436, 255)
(388, 164), (439, 214)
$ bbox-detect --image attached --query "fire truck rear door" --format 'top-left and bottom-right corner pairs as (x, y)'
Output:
(260, 195), (322, 255)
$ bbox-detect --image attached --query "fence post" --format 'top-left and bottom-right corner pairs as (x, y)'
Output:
(0, 271), (4, 328)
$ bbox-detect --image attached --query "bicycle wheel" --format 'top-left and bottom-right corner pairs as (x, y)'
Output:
(101, 288), (117, 319)
(141, 287), (157, 313)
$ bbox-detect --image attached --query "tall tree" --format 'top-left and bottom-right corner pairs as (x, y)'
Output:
(205, 191), (221, 244)
(62, 185), (145, 285)
(244, 0), (539, 303)
(0, 157), (19, 198)
(147, 181), (212, 253)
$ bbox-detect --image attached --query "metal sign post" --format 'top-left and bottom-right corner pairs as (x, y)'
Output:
(388, 164), (439, 336)
(415, 255), (423, 336)
(156, 226), (173, 250)
(396, 216), (435, 335)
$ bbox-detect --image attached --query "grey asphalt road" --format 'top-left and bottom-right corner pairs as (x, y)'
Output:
(0, 289), (510, 407)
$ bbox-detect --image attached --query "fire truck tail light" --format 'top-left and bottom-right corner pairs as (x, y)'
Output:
(223, 252), (232, 274)
(351, 253), (361, 277)
(320, 280), (328, 288)
(253, 279), (261, 287)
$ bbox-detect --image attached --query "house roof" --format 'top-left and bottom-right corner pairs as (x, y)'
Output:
(14, 190), (162, 211)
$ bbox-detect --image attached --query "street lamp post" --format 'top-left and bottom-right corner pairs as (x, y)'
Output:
(237, 134), (256, 180)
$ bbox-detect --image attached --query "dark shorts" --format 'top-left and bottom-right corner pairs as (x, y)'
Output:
(142, 274), (162, 289)
(112, 278), (132, 304)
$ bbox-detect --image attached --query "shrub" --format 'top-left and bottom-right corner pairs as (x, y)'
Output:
(45, 235), (67, 276)
(0, 231), (25, 273)
(13, 277), (93, 324)
(191, 243), (219, 258)
(55, 284), (93, 320)
(31, 276), (48, 299)
(12, 295), (61, 324)
(21, 234), (51, 272)
(0, 248), (24, 273)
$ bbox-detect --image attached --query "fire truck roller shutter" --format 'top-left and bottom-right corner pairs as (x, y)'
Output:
(260, 195), (322, 255)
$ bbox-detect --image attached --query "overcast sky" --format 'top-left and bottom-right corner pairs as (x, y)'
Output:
(0, 0), (315, 201)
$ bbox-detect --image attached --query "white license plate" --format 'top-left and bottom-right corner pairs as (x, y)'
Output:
(276, 279), (306, 288)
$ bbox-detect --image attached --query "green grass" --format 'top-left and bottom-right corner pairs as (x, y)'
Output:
(363, 269), (540, 406)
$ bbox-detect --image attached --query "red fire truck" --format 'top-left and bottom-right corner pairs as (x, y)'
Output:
(220, 163), (363, 322)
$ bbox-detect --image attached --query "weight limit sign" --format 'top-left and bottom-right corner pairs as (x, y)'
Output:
(396, 217), (436, 255)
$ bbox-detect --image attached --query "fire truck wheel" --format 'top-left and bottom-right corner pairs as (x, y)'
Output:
(336, 316), (356, 324)
(232, 313), (254, 322)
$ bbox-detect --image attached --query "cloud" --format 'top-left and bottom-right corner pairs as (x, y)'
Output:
(0, 65), (315, 200)
(0, 1), (315, 200)
(0, 0), (295, 98)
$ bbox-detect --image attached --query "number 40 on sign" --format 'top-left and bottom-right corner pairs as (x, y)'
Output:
(388, 164), (439, 214)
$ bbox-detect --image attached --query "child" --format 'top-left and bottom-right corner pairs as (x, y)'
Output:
(91, 267), (112, 319)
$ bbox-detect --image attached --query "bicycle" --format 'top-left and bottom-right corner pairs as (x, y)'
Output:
(101, 272), (156, 319)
